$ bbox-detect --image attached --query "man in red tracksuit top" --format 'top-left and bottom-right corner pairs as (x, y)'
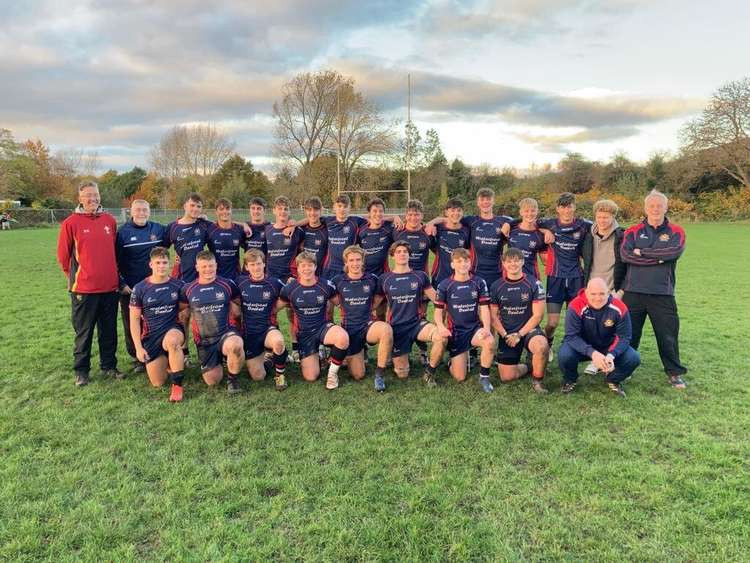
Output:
(57, 181), (123, 386)
(620, 190), (688, 389)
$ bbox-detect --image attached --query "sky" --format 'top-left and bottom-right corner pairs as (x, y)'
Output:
(2, 0), (748, 175)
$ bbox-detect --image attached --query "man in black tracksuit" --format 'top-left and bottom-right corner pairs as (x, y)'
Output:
(620, 190), (688, 388)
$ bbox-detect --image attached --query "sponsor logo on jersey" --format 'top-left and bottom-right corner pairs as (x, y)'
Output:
(314, 239), (322, 246)
(573, 232), (580, 239)
(471, 290), (478, 298)
(316, 294), (324, 303)
(521, 292), (529, 301)
(194, 228), (201, 235)
(263, 290), (271, 299)
(362, 284), (370, 292)
(529, 241), (537, 248)
(410, 281), (418, 290)
(343, 226), (351, 234)
(171, 292), (178, 299)
(419, 241), (427, 249)
(216, 292), (224, 299)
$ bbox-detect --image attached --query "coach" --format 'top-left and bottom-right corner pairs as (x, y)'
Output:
(558, 278), (640, 397)
(620, 190), (687, 389)
(57, 181), (122, 386)
(116, 199), (166, 373)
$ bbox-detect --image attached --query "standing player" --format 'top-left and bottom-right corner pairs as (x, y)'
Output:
(430, 198), (470, 289)
(235, 250), (288, 390)
(180, 251), (245, 393)
(245, 197), (269, 256)
(358, 197), (396, 277)
(490, 248), (549, 394)
(507, 198), (547, 278)
(536, 192), (592, 359)
(277, 252), (350, 389)
(332, 245), (393, 392)
(433, 248), (496, 392)
(129, 247), (186, 401)
(166, 193), (210, 363)
(207, 198), (246, 279)
(116, 199), (167, 373)
(298, 197), (329, 277)
(378, 241), (446, 386)
(393, 199), (432, 273)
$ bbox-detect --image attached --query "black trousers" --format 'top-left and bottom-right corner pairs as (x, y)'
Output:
(623, 291), (687, 376)
(71, 292), (119, 374)
(119, 292), (137, 361)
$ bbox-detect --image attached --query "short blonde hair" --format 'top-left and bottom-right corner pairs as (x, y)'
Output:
(518, 198), (538, 211)
(593, 199), (619, 215)
(243, 249), (265, 266)
(295, 251), (316, 266)
(342, 245), (365, 273)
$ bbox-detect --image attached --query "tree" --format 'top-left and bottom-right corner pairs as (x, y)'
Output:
(423, 128), (446, 168)
(0, 129), (38, 204)
(272, 70), (344, 167)
(99, 167), (148, 207)
(332, 82), (396, 188)
(557, 152), (595, 193)
(220, 173), (249, 208)
(150, 124), (235, 179)
(681, 77), (750, 188)
(208, 154), (271, 205)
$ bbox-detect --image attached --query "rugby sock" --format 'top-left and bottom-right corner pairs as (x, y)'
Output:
(273, 350), (288, 375)
(327, 346), (347, 377)
(171, 371), (184, 386)
(425, 363), (437, 375)
(480, 366), (490, 378)
(375, 366), (384, 378)
(292, 341), (299, 353)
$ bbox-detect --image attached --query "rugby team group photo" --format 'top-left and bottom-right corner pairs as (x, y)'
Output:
(57, 182), (687, 402)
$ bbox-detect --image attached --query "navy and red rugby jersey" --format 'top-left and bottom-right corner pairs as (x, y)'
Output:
(393, 227), (433, 273)
(299, 223), (329, 276)
(180, 277), (239, 345)
(332, 273), (379, 329)
(265, 224), (302, 281)
(116, 220), (167, 289)
(489, 274), (545, 334)
(563, 290), (632, 358)
(165, 219), (209, 282)
(536, 217), (591, 278)
(245, 220), (269, 255)
(207, 222), (246, 279)
(430, 223), (470, 288)
(358, 222), (395, 276)
(279, 277), (336, 334)
(130, 278), (184, 339)
(235, 274), (284, 332)
(434, 275), (490, 331)
(460, 214), (512, 279)
(320, 215), (368, 274)
(507, 225), (546, 278)
(620, 218), (686, 296)
(377, 270), (430, 327)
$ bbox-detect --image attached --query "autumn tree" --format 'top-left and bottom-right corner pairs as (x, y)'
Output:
(150, 124), (235, 179)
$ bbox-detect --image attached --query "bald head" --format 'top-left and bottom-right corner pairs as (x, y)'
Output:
(585, 277), (609, 309)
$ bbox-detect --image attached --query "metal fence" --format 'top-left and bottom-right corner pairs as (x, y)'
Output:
(3, 207), (409, 228)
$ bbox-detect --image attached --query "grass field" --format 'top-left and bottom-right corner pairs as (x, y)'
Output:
(1, 224), (749, 560)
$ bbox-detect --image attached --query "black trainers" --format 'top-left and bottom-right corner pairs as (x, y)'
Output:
(422, 371), (437, 388)
(131, 361), (146, 374)
(74, 372), (89, 387)
(102, 368), (125, 380)
(607, 382), (626, 397)
(227, 377), (242, 394)
(561, 381), (576, 394)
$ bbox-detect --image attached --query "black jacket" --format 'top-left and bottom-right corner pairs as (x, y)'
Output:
(620, 218), (686, 296)
(582, 226), (626, 291)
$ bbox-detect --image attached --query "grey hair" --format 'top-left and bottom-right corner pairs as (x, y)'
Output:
(78, 180), (99, 192)
(644, 189), (668, 206)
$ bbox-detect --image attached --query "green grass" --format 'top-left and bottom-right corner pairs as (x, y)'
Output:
(0, 224), (748, 560)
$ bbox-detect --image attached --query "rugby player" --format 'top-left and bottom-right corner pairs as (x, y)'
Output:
(536, 192), (592, 359)
(430, 198), (470, 289)
(245, 197), (270, 255)
(357, 197), (396, 277)
(393, 199), (432, 274)
(433, 248), (496, 392)
(506, 198), (547, 278)
(179, 250), (245, 393)
(298, 197), (329, 277)
(378, 241), (446, 386)
(332, 245), (393, 392)
(116, 199), (167, 373)
(129, 247), (186, 401)
(235, 250), (288, 390)
(207, 198), (246, 279)
(278, 252), (350, 389)
(559, 278), (641, 397)
(489, 248), (549, 394)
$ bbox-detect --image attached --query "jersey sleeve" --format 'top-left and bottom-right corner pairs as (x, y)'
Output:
(279, 281), (292, 302)
(179, 284), (189, 304)
(478, 278), (490, 304)
(489, 280), (501, 305)
(533, 279), (546, 301)
(323, 278), (336, 298)
(537, 218), (554, 230)
(375, 273), (386, 296)
(460, 215), (476, 228)
(227, 279), (240, 300)
(352, 216), (368, 229)
(130, 283), (144, 308)
(434, 280), (447, 308)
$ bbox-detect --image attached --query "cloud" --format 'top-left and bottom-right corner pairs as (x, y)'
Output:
(513, 125), (641, 153)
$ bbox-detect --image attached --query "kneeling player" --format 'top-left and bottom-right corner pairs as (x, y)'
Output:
(333, 245), (393, 392)
(379, 241), (446, 386)
(236, 250), (288, 390)
(278, 252), (349, 389)
(490, 248), (549, 394)
(129, 247), (186, 401)
(180, 250), (246, 393)
(434, 248), (496, 392)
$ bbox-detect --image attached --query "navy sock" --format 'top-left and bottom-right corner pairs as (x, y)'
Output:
(171, 371), (184, 386)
